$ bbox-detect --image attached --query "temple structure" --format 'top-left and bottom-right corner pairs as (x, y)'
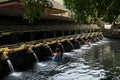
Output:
(0, 0), (100, 46)
(0, 0), (68, 17)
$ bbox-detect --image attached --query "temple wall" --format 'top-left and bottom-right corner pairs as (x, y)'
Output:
(0, 14), (102, 79)
(0, 15), (100, 46)
(0, 15), (99, 32)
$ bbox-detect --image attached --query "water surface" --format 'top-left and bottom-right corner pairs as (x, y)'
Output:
(4, 38), (120, 80)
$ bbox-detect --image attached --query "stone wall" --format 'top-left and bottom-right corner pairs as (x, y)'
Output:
(0, 15), (100, 46)
(0, 15), (99, 32)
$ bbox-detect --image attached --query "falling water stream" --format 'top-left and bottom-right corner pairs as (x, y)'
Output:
(75, 40), (81, 48)
(58, 43), (65, 52)
(68, 41), (74, 49)
(47, 45), (53, 54)
(3, 38), (120, 80)
(31, 49), (47, 68)
(31, 50), (39, 63)
(6, 59), (22, 77)
(6, 59), (15, 72)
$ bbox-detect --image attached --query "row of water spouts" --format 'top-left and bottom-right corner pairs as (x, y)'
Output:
(1, 40), (73, 74)
(0, 31), (104, 73)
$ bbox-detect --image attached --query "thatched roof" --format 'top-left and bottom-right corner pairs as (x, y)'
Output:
(0, 0), (68, 15)
(49, 0), (68, 12)
(0, 0), (9, 3)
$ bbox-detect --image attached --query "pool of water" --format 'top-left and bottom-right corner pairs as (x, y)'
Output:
(3, 38), (120, 80)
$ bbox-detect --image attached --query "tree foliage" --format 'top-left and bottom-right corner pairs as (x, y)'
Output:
(117, 15), (120, 22)
(63, 0), (120, 23)
(21, 0), (120, 24)
(21, 0), (52, 23)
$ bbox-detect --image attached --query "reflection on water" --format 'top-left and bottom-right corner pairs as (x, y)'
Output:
(3, 38), (120, 80)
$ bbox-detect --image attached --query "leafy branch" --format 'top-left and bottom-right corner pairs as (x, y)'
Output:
(21, 0), (53, 23)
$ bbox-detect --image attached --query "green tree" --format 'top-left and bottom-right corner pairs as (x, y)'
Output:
(117, 15), (120, 22)
(63, 0), (120, 24)
(21, 0), (52, 23)
(21, 0), (120, 24)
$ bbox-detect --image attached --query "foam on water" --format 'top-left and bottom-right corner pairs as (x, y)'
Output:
(36, 62), (47, 67)
(9, 72), (22, 77)
(64, 52), (74, 56)
(81, 45), (92, 49)
(72, 49), (83, 53)
(91, 43), (98, 46)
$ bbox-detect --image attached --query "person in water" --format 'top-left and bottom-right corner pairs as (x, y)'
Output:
(52, 48), (62, 62)
(85, 40), (91, 47)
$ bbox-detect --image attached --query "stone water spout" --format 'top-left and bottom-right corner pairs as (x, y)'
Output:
(3, 51), (15, 72)
(29, 45), (39, 63)
(101, 33), (104, 39)
(67, 40), (74, 50)
(58, 42), (65, 53)
(98, 33), (103, 40)
(45, 43), (53, 55)
(75, 40), (81, 48)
